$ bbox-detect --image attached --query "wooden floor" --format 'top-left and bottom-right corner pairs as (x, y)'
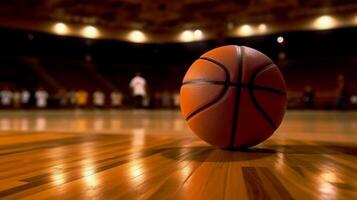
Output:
(0, 110), (356, 199)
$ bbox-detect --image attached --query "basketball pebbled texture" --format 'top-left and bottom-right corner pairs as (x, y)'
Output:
(180, 45), (287, 149)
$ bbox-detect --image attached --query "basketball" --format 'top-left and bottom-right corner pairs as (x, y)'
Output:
(180, 45), (287, 149)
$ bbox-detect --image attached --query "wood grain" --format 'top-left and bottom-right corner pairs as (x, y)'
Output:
(0, 110), (356, 199)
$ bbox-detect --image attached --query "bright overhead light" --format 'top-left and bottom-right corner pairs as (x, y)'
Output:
(193, 29), (203, 40)
(128, 30), (146, 43)
(53, 22), (69, 35)
(179, 29), (204, 42)
(81, 25), (99, 38)
(180, 30), (194, 42)
(277, 36), (284, 44)
(258, 24), (267, 32)
(313, 15), (337, 30)
(237, 24), (253, 36)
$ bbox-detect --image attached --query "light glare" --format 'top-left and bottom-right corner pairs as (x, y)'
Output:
(128, 30), (146, 43)
(193, 29), (203, 39)
(180, 30), (194, 42)
(313, 15), (337, 30)
(258, 24), (267, 32)
(237, 24), (253, 36)
(277, 36), (284, 43)
(82, 25), (99, 38)
(53, 22), (69, 35)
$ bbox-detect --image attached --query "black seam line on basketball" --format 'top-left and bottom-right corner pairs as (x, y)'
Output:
(249, 85), (286, 96)
(248, 88), (277, 129)
(182, 81), (286, 96)
(182, 80), (226, 85)
(185, 57), (231, 121)
(248, 63), (279, 129)
(248, 63), (275, 83)
(229, 45), (243, 149)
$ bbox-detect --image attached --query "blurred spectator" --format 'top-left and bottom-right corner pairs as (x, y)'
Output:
(13, 91), (21, 108)
(0, 87), (13, 108)
(286, 91), (301, 109)
(143, 96), (150, 107)
(75, 90), (89, 108)
(111, 90), (123, 107)
(172, 92), (180, 108)
(35, 87), (49, 108)
(336, 74), (349, 110)
(350, 95), (357, 105)
(161, 91), (171, 108)
(303, 85), (315, 109)
(93, 90), (105, 107)
(130, 72), (147, 108)
(56, 89), (68, 107)
(153, 92), (162, 108)
(21, 89), (31, 107)
(68, 90), (77, 107)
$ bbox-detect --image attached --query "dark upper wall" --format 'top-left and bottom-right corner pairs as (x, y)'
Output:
(0, 27), (356, 94)
(0, 26), (356, 62)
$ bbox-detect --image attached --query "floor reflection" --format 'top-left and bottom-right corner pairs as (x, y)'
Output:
(132, 128), (146, 146)
(0, 110), (355, 142)
(0, 110), (356, 199)
(129, 161), (145, 185)
(51, 169), (66, 186)
(0, 110), (190, 135)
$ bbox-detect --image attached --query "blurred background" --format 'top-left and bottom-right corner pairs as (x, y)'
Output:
(0, 0), (356, 110)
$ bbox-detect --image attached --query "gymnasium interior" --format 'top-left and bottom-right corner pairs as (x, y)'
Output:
(0, 0), (356, 199)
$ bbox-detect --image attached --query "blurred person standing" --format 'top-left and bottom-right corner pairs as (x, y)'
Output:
(173, 92), (180, 108)
(13, 91), (21, 108)
(336, 74), (349, 110)
(35, 87), (49, 108)
(129, 72), (147, 108)
(55, 88), (67, 108)
(68, 90), (77, 107)
(0, 87), (13, 108)
(161, 91), (171, 108)
(303, 85), (315, 109)
(153, 92), (162, 108)
(75, 90), (89, 108)
(21, 89), (31, 107)
(111, 90), (123, 107)
(93, 90), (105, 108)
(142, 96), (150, 108)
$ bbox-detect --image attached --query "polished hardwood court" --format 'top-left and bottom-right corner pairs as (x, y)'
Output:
(0, 110), (356, 199)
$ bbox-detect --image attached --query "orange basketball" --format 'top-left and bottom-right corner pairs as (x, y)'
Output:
(180, 45), (287, 149)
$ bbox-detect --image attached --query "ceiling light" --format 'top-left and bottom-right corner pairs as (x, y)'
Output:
(258, 24), (267, 32)
(313, 15), (337, 30)
(81, 25), (99, 38)
(128, 30), (146, 43)
(180, 30), (194, 42)
(237, 24), (253, 36)
(53, 22), (69, 35)
(277, 36), (284, 43)
(193, 29), (203, 40)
